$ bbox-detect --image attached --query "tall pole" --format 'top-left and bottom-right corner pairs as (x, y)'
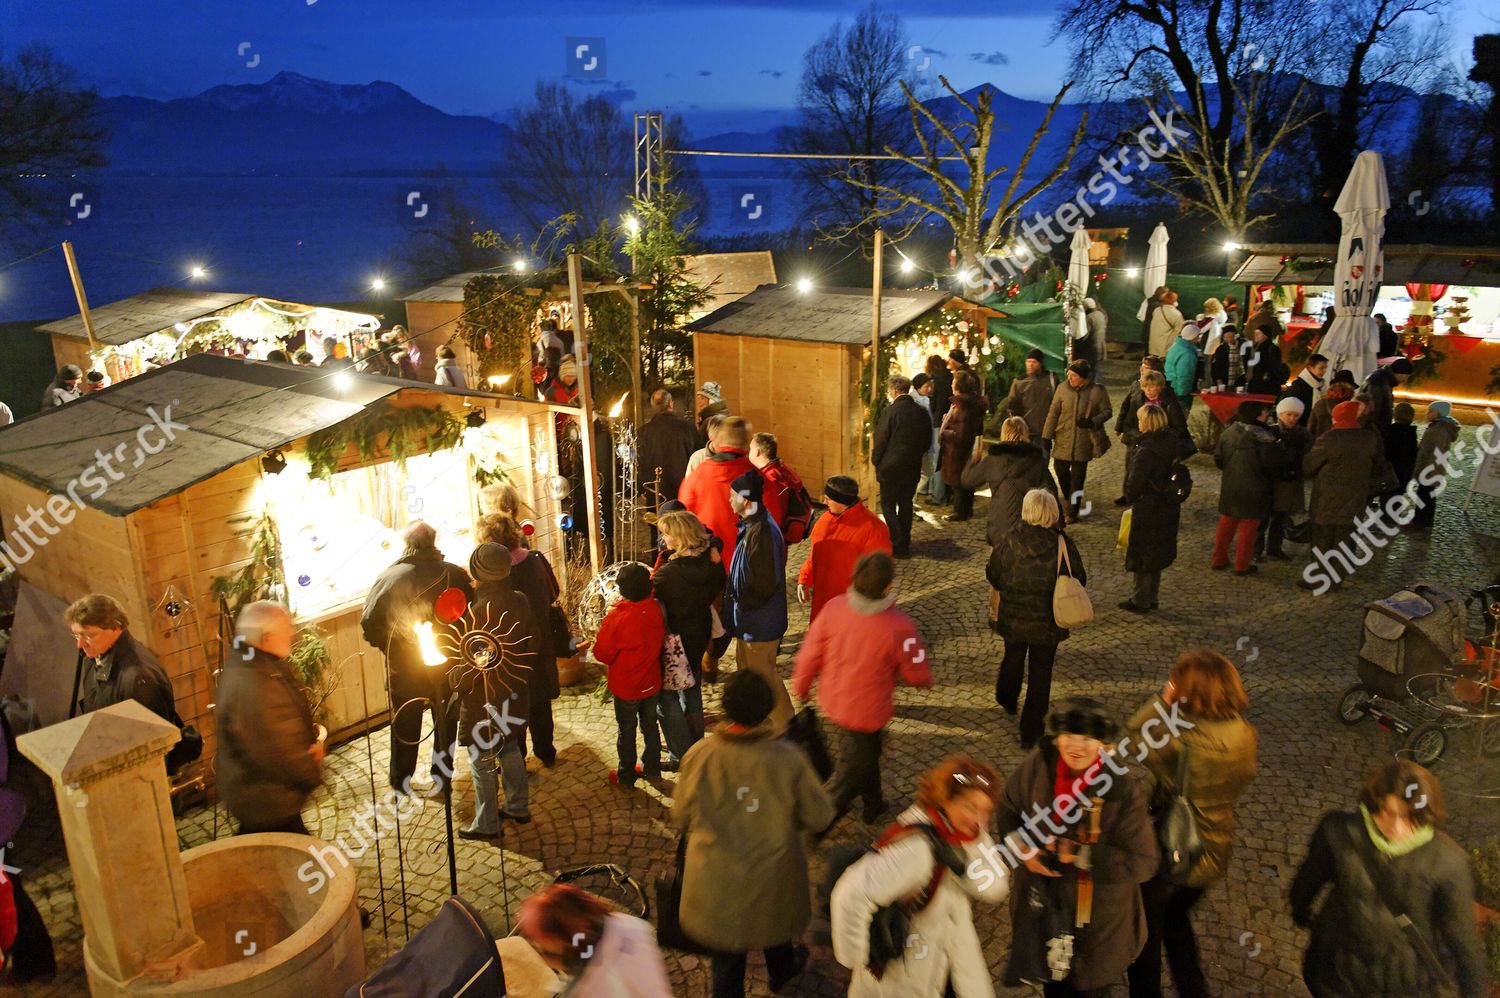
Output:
(566, 253), (606, 576)
(629, 290), (643, 428)
(61, 241), (102, 354)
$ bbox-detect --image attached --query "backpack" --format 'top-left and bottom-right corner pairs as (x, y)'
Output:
(1165, 462), (1193, 505)
(781, 484), (815, 544)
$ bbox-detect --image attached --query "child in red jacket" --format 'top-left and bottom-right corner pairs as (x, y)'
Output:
(591, 564), (668, 788)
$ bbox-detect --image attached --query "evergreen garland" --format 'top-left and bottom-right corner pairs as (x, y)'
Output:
(304, 403), (466, 480)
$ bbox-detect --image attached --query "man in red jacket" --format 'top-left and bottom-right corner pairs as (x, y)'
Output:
(677, 416), (756, 566)
(749, 431), (804, 532)
(795, 476), (892, 621)
(792, 552), (931, 827)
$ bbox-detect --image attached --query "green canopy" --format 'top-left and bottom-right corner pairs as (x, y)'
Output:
(1093, 268), (1241, 345)
(985, 301), (1068, 371)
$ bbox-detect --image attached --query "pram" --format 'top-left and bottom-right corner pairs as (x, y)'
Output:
(1337, 581), (1500, 766)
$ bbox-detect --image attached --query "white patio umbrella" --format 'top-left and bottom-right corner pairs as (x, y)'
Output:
(1067, 227), (1091, 348)
(1136, 223), (1169, 322)
(1317, 150), (1390, 384)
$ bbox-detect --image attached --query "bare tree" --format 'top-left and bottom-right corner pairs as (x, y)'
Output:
(841, 76), (1087, 272)
(501, 82), (630, 241)
(781, 5), (915, 248)
(0, 45), (105, 233)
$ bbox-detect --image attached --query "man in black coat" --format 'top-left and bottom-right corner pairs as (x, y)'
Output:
(636, 389), (699, 516)
(871, 375), (933, 558)
(1359, 356), (1412, 430)
(64, 594), (174, 721)
(361, 521), (474, 794)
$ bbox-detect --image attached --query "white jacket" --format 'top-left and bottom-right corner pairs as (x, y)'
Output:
(1199, 315), (1225, 358)
(832, 807), (1011, 998)
(434, 358), (469, 390)
(551, 914), (672, 998)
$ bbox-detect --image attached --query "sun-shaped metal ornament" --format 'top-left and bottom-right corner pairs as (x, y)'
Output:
(437, 605), (533, 701)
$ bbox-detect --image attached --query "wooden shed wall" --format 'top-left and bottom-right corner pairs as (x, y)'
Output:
(693, 332), (873, 501)
(403, 301), (470, 384)
(48, 335), (94, 381)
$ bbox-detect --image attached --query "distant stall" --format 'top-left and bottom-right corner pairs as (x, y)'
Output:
(0, 354), (581, 793)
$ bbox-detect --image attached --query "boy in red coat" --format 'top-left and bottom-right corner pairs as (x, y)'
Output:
(678, 416), (756, 566)
(793, 551), (931, 827)
(796, 476), (892, 621)
(592, 564), (667, 789)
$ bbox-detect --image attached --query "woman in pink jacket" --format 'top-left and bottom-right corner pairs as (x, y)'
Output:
(792, 552), (933, 831)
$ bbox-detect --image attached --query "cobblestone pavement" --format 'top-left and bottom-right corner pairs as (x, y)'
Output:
(12, 366), (1500, 996)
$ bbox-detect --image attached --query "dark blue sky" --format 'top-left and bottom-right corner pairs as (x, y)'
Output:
(11, 0), (1489, 130)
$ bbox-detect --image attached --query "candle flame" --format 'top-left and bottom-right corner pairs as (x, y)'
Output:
(413, 621), (446, 667)
(608, 392), (628, 418)
(487, 374), (511, 389)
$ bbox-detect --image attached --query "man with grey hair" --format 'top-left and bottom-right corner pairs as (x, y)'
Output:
(216, 601), (323, 834)
(870, 374), (931, 558)
(361, 522), (473, 794)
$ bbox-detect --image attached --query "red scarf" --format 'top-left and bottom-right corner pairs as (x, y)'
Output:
(924, 805), (978, 845)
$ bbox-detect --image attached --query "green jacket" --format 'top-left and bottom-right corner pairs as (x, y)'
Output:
(1127, 698), (1258, 888)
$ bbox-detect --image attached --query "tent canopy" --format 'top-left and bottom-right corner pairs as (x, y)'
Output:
(1231, 244), (1500, 288)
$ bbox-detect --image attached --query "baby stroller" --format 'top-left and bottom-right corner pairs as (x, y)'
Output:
(1337, 581), (1500, 765)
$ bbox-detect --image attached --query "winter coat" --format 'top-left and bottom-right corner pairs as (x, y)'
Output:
(1286, 370), (1323, 426)
(1415, 417), (1461, 481)
(929, 368), (954, 427)
(1273, 424), (1311, 515)
(1148, 303), (1185, 358)
(78, 631), (175, 721)
(1215, 420), (1285, 519)
(561, 913), (673, 998)
(833, 805), (1012, 998)
(939, 392), (988, 487)
(1245, 338), (1287, 396)
(215, 646), (321, 828)
(1309, 386), (1356, 441)
(1043, 379), (1112, 463)
(457, 578), (538, 746)
(1243, 306), (1284, 343)
(1127, 699), (1258, 889)
(724, 510), (787, 642)
(998, 742), (1158, 992)
(40, 382), (80, 409)
(509, 550), (561, 700)
(652, 548), (725, 667)
(1290, 810), (1486, 998)
(792, 590), (932, 733)
(873, 394), (934, 486)
(1209, 339), (1248, 390)
(755, 459), (803, 533)
(1304, 428), (1383, 526)
(360, 550), (474, 680)
(1003, 371), (1058, 441)
(960, 441), (1055, 547)
(695, 399), (730, 443)
(985, 523), (1087, 645)
(1385, 423), (1418, 487)
(677, 447), (756, 566)
(433, 358), (468, 389)
(1123, 430), (1182, 574)
(1359, 368), (1398, 428)
(1115, 384), (1187, 449)
(1164, 336), (1202, 401)
(637, 410), (700, 508)
(674, 723), (835, 952)
(593, 597), (666, 700)
(795, 502), (891, 621)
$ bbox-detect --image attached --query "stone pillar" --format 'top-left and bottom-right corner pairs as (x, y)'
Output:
(17, 699), (205, 986)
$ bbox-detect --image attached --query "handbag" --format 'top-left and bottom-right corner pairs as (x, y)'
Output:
(782, 706), (833, 781)
(1157, 745), (1204, 884)
(654, 836), (711, 954)
(1052, 534), (1093, 628)
(661, 633), (696, 692)
(1116, 508), (1133, 551)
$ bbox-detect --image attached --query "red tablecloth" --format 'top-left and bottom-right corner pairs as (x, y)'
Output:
(1197, 391), (1278, 425)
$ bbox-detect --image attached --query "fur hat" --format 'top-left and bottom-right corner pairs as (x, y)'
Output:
(1046, 697), (1120, 742)
(1275, 397), (1305, 417)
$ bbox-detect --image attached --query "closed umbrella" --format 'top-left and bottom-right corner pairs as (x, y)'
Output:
(1136, 223), (1169, 322)
(1317, 150), (1389, 384)
(1067, 227), (1091, 351)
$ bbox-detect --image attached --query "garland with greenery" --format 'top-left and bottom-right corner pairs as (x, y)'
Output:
(304, 402), (466, 480)
(457, 274), (539, 385)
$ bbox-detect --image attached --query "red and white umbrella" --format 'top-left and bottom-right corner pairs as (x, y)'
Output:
(1318, 150), (1389, 384)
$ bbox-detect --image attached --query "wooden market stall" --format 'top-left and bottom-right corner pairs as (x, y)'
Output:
(686, 285), (1000, 499)
(40, 286), (383, 386)
(0, 353), (577, 791)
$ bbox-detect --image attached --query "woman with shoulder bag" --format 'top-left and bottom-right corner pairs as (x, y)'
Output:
(1125, 649), (1258, 997)
(986, 489), (1087, 748)
(831, 755), (1010, 997)
(651, 510), (726, 760)
(1290, 759), (1486, 998)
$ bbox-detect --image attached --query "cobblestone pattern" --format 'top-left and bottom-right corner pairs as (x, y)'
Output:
(10, 366), (1500, 996)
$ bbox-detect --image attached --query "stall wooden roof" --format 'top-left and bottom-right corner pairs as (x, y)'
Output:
(1231, 244), (1500, 288)
(38, 288), (255, 345)
(403, 270), (651, 303)
(686, 285), (959, 345)
(0, 353), (528, 517)
(680, 252), (778, 316)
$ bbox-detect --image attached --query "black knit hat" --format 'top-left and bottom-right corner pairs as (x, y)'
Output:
(1388, 357), (1413, 375)
(1026, 348), (1045, 363)
(911, 373), (931, 390)
(616, 563), (652, 602)
(731, 469), (763, 504)
(823, 475), (860, 506)
(722, 669), (773, 727)
(1046, 696), (1120, 742)
(1067, 359), (1093, 379)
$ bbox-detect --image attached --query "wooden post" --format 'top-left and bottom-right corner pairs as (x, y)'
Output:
(61, 241), (102, 354)
(566, 253), (605, 576)
(869, 229), (885, 459)
(629, 289), (643, 427)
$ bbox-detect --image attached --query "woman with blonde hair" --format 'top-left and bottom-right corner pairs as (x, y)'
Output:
(1126, 649), (1258, 996)
(651, 510), (724, 755)
(479, 483), (534, 548)
(961, 414), (1056, 547)
(831, 755), (1010, 996)
(985, 488), (1086, 747)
